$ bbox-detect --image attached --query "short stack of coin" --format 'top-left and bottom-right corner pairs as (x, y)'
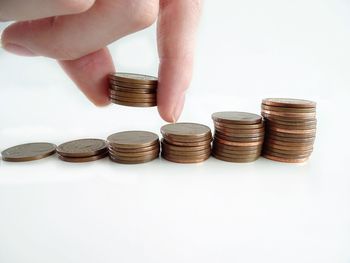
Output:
(109, 72), (157, 107)
(160, 123), (212, 163)
(57, 139), (108, 162)
(261, 98), (317, 163)
(107, 131), (160, 164)
(211, 112), (264, 163)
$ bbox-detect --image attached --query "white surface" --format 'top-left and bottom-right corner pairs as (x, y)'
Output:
(1, 1), (350, 262)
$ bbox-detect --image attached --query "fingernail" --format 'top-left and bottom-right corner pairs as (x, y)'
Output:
(171, 93), (186, 123)
(3, 43), (36, 56)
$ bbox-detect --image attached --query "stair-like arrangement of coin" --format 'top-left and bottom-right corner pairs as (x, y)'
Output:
(107, 131), (160, 164)
(109, 72), (157, 107)
(57, 139), (108, 162)
(261, 98), (317, 163)
(161, 123), (212, 163)
(211, 111), (265, 162)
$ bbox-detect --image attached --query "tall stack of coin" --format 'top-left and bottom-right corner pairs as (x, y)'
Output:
(211, 112), (264, 163)
(57, 139), (108, 162)
(107, 131), (160, 164)
(261, 98), (317, 163)
(109, 73), (157, 107)
(160, 123), (212, 163)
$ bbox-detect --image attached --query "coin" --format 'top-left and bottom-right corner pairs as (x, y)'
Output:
(262, 154), (309, 163)
(109, 81), (157, 89)
(110, 153), (159, 164)
(163, 138), (212, 147)
(109, 72), (158, 85)
(266, 126), (316, 134)
(1, 142), (56, 162)
(264, 139), (314, 147)
(262, 112), (315, 121)
(262, 150), (310, 159)
(264, 118), (317, 126)
(57, 139), (107, 158)
(161, 153), (210, 164)
(215, 137), (263, 147)
(261, 104), (316, 113)
(161, 139), (209, 152)
(212, 111), (262, 124)
(110, 86), (157, 94)
(110, 99), (157, 107)
(107, 131), (159, 149)
(58, 152), (108, 163)
(161, 123), (212, 140)
(266, 134), (315, 143)
(109, 89), (156, 99)
(109, 144), (159, 153)
(212, 145), (262, 155)
(267, 130), (315, 138)
(262, 98), (316, 108)
(162, 147), (211, 157)
(261, 109), (316, 118)
(110, 95), (157, 103)
(213, 141), (263, 152)
(109, 148), (160, 158)
(214, 133), (264, 142)
(213, 121), (264, 129)
(214, 126), (265, 135)
(212, 152), (259, 163)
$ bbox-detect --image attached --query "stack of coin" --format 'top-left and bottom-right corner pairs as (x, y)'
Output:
(1, 142), (56, 162)
(261, 98), (317, 163)
(107, 131), (160, 164)
(211, 112), (264, 163)
(57, 139), (108, 162)
(109, 72), (157, 107)
(160, 123), (212, 163)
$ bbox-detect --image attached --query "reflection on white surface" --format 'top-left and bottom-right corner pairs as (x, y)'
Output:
(1, 0), (350, 262)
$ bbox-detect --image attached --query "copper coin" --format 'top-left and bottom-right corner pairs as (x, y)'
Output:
(110, 99), (157, 107)
(264, 138), (314, 147)
(212, 152), (259, 163)
(110, 86), (157, 94)
(261, 109), (316, 118)
(107, 131), (159, 149)
(109, 148), (160, 158)
(213, 141), (262, 152)
(214, 133), (264, 142)
(163, 132), (212, 143)
(263, 143), (313, 154)
(161, 153), (210, 164)
(266, 126), (316, 135)
(163, 138), (212, 147)
(109, 144), (159, 153)
(262, 98), (316, 108)
(1, 142), (56, 162)
(212, 111), (262, 125)
(264, 121), (317, 130)
(58, 152), (108, 163)
(109, 72), (158, 85)
(110, 95), (157, 103)
(215, 137), (263, 147)
(110, 154), (159, 164)
(266, 130), (316, 139)
(161, 147), (211, 157)
(262, 112), (316, 121)
(214, 130), (264, 139)
(212, 149), (260, 159)
(109, 80), (157, 89)
(262, 150), (311, 159)
(213, 121), (264, 129)
(161, 123), (212, 140)
(261, 104), (316, 113)
(263, 154), (309, 163)
(57, 139), (107, 158)
(109, 89), (156, 99)
(213, 145), (262, 155)
(161, 139), (210, 152)
(264, 118), (317, 126)
(214, 126), (265, 134)
(265, 134), (315, 143)
(264, 142), (313, 151)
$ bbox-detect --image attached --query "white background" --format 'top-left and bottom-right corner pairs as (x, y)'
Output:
(1, 0), (350, 262)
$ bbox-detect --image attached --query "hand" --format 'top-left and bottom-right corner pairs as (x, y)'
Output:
(1, 0), (202, 122)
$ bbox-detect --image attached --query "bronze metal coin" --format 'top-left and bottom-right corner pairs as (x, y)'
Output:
(163, 133), (212, 143)
(163, 138), (212, 147)
(266, 126), (316, 135)
(58, 152), (108, 163)
(110, 98), (157, 107)
(161, 123), (212, 140)
(264, 138), (314, 147)
(214, 130), (264, 139)
(1, 142), (56, 162)
(261, 104), (316, 113)
(264, 121), (317, 130)
(213, 141), (262, 152)
(109, 80), (157, 89)
(212, 111), (262, 125)
(110, 154), (159, 164)
(212, 149), (260, 159)
(262, 154), (309, 163)
(109, 72), (158, 85)
(264, 118), (317, 127)
(109, 148), (160, 158)
(262, 98), (316, 108)
(110, 86), (157, 94)
(110, 95), (157, 103)
(212, 145), (262, 156)
(266, 130), (316, 139)
(57, 138), (107, 158)
(213, 121), (264, 130)
(215, 137), (263, 147)
(265, 134), (315, 143)
(107, 131), (159, 149)
(264, 142), (313, 151)
(109, 144), (159, 153)
(263, 144), (313, 155)
(161, 139), (210, 152)
(262, 150), (311, 159)
(214, 133), (264, 142)
(161, 153), (210, 164)
(109, 89), (156, 99)
(214, 126), (265, 134)
(212, 152), (259, 163)
(161, 147), (211, 157)
(262, 112), (316, 121)
(261, 109), (316, 118)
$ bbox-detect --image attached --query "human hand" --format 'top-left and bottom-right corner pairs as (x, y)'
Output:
(1, 0), (202, 122)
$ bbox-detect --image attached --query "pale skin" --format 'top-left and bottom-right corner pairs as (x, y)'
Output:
(0, 0), (202, 122)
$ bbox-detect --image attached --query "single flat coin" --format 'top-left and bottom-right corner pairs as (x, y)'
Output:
(213, 121), (264, 129)
(110, 154), (159, 164)
(161, 153), (210, 164)
(161, 139), (210, 152)
(1, 142), (56, 162)
(163, 138), (212, 147)
(215, 137), (263, 147)
(109, 80), (157, 89)
(110, 86), (157, 94)
(212, 145), (262, 155)
(267, 130), (316, 139)
(214, 130), (264, 139)
(214, 133), (264, 142)
(161, 147), (211, 157)
(264, 122), (317, 130)
(110, 95), (157, 103)
(110, 99), (157, 107)
(262, 150), (311, 159)
(263, 145), (313, 155)
(109, 144), (159, 153)
(264, 139), (314, 147)
(212, 149), (260, 159)
(109, 148), (160, 158)
(109, 72), (158, 85)
(58, 152), (108, 163)
(109, 89), (156, 99)
(265, 134), (315, 143)
(214, 126), (265, 134)
(263, 154), (309, 163)
(57, 139), (107, 158)
(264, 143), (313, 151)
(262, 98), (316, 108)
(107, 131), (159, 149)
(266, 126), (316, 135)
(161, 123), (212, 140)
(264, 118), (317, 127)
(261, 109), (316, 118)
(213, 141), (263, 151)
(163, 132), (212, 143)
(212, 111), (262, 125)
(262, 112), (316, 122)
(261, 104), (316, 113)
(212, 152), (259, 163)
